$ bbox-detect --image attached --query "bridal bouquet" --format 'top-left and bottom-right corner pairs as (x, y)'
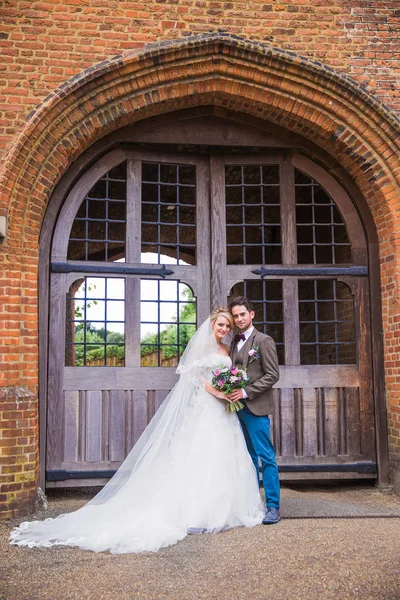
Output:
(212, 366), (249, 412)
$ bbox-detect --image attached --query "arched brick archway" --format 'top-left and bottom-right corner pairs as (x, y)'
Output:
(1, 34), (400, 517)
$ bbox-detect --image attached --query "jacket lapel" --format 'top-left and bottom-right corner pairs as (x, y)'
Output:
(230, 337), (236, 361)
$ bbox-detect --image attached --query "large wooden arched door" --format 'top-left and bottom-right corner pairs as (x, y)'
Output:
(213, 153), (374, 479)
(47, 149), (211, 485)
(45, 142), (375, 487)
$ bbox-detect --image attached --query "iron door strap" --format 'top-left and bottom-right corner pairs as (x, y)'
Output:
(51, 262), (174, 278)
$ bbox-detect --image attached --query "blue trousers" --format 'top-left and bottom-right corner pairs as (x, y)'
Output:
(238, 406), (280, 509)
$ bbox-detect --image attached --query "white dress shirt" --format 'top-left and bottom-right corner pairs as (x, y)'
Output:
(236, 326), (254, 352)
(235, 326), (254, 399)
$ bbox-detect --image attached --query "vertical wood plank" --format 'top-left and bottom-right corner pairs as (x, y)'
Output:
(109, 390), (126, 462)
(86, 391), (103, 462)
(132, 390), (148, 445)
(323, 388), (339, 457)
(147, 389), (156, 421)
(125, 391), (134, 453)
(338, 387), (347, 456)
(155, 390), (169, 412)
(294, 388), (304, 456)
(79, 391), (86, 462)
(280, 388), (295, 457)
(346, 387), (362, 456)
(63, 391), (80, 463)
(316, 388), (326, 456)
(102, 390), (110, 463)
(302, 388), (318, 457)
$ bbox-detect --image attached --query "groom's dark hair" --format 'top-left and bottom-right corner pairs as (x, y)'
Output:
(229, 296), (254, 312)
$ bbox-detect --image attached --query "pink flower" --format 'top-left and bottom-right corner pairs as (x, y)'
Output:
(217, 379), (223, 386)
(231, 368), (238, 375)
(214, 370), (220, 376)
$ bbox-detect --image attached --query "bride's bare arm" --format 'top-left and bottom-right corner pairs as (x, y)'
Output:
(203, 379), (234, 402)
(201, 379), (227, 401)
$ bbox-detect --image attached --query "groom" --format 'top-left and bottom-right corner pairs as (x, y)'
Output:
(228, 297), (281, 524)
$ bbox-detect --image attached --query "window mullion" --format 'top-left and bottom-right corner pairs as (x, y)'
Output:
(196, 157), (212, 323)
(125, 159), (142, 367)
(280, 155), (296, 265)
(281, 156), (300, 366)
(126, 159), (142, 263)
(210, 154), (227, 308)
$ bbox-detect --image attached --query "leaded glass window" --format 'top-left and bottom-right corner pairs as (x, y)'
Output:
(225, 165), (281, 265)
(140, 280), (196, 367)
(295, 170), (351, 264)
(65, 277), (125, 366)
(228, 279), (284, 365)
(67, 163), (126, 262)
(299, 280), (356, 365)
(141, 163), (196, 265)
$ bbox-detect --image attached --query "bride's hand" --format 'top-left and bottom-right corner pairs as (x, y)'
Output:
(204, 381), (229, 401)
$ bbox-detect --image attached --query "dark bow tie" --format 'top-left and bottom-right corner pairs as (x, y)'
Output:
(234, 333), (246, 343)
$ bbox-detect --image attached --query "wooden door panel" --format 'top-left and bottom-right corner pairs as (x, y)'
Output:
(50, 388), (173, 484)
(272, 386), (373, 467)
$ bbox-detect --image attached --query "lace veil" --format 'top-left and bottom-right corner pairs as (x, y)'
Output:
(87, 317), (219, 506)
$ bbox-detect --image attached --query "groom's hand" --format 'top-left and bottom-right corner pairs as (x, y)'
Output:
(228, 389), (244, 403)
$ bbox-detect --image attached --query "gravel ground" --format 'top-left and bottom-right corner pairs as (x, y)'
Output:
(1, 484), (400, 600)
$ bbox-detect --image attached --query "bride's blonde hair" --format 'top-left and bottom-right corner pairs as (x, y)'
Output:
(210, 307), (233, 328)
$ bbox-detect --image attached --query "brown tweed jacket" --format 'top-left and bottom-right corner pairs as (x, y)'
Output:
(230, 328), (280, 416)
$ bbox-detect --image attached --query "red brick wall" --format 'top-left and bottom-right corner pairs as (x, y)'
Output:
(0, 388), (38, 519)
(1, 1), (399, 163)
(0, 2), (400, 517)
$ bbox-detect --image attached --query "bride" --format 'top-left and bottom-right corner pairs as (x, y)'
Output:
(10, 308), (264, 554)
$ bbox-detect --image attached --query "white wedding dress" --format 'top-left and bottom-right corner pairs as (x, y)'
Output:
(10, 321), (264, 554)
